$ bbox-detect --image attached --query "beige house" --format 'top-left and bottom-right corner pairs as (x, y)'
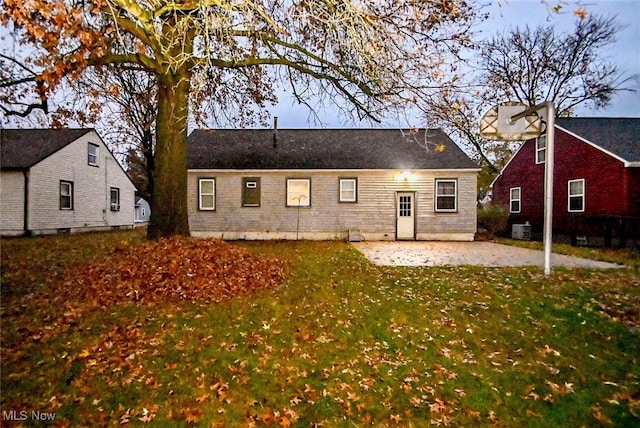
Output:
(1, 129), (136, 236)
(187, 128), (478, 241)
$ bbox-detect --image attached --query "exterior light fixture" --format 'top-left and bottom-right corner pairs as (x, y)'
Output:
(394, 171), (417, 181)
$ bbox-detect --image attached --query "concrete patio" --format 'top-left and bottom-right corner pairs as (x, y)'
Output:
(352, 241), (623, 269)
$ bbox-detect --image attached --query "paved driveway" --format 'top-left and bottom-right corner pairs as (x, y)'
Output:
(352, 241), (623, 269)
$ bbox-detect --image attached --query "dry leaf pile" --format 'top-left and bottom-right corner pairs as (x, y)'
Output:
(62, 236), (289, 307)
(7, 237), (288, 341)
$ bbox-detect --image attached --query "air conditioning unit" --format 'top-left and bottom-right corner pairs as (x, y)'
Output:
(512, 222), (532, 240)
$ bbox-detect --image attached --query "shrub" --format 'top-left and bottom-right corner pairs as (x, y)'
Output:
(477, 203), (510, 238)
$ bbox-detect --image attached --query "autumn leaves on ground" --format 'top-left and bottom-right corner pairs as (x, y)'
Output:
(1, 230), (639, 427)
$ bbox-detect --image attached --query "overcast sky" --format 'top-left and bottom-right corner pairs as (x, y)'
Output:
(271, 0), (640, 128)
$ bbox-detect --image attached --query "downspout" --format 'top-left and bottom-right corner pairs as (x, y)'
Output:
(104, 154), (108, 225)
(23, 169), (30, 236)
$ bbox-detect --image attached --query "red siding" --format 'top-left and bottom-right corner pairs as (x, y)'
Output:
(492, 138), (545, 230)
(493, 127), (635, 237)
(629, 169), (640, 217)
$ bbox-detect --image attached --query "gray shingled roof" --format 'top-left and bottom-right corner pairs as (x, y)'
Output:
(556, 118), (640, 164)
(187, 128), (477, 170)
(1, 128), (93, 169)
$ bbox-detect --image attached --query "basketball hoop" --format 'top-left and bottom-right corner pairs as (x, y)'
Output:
(480, 102), (543, 141)
(479, 100), (556, 276)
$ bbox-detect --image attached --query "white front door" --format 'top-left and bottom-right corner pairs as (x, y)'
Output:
(396, 192), (415, 240)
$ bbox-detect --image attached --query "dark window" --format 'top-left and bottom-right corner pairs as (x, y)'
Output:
(536, 135), (546, 164)
(242, 177), (261, 207)
(510, 187), (521, 213)
(568, 179), (585, 212)
(60, 180), (73, 210)
(435, 179), (457, 212)
(110, 187), (120, 211)
(88, 143), (99, 166)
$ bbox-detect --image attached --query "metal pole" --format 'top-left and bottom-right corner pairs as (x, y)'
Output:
(543, 102), (555, 276)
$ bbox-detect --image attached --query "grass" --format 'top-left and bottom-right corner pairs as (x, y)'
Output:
(1, 230), (639, 426)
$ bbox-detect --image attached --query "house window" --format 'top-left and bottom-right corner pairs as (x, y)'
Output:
(198, 178), (216, 210)
(339, 178), (357, 203)
(110, 187), (120, 211)
(60, 180), (73, 210)
(88, 143), (99, 166)
(242, 177), (261, 207)
(536, 135), (546, 164)
(435, 179), (457, 212)
(287, 178), (311, 207)
(568, 179), (585, 212)
(510, 187), (521, 213)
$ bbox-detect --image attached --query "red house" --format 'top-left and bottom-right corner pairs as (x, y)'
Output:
(492, 118), (640, 247)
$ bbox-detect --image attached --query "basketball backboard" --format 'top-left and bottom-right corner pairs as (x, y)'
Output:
(480, 102), (543, 141)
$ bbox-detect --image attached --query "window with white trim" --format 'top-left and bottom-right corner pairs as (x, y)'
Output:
(510, 187), (521, 213)
(339, 178), (357, 202)
(198, 178), (216, 210)
(60, 180), (73, 210)
(435, 179), (457, 212)
(536, 135), (546, 164)
(110, 187), (120, 211)
(287, 178), (310, 207)
(88, 143), (99, 166)
(568, 179), (585, 212)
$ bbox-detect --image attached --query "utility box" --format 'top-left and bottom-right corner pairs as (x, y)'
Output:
(512, 222), (532, 240)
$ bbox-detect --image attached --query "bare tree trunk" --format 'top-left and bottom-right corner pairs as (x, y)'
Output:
(148, 71), (191, 239)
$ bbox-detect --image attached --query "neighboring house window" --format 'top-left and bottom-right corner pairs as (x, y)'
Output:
(536, 135), (546, 164)
(339, 178), (357, 202)
(510, 187), (521, 213)
(435, 179), (457, 212)
(199, 178), (216, 210)
(568, 179), (585, 212)
(110, 187), (120, 211)
(242, 177), (261, 207)
(88, 143), (99, 166)
(287, 178), (311, 207)
(60, 180), (73, 210)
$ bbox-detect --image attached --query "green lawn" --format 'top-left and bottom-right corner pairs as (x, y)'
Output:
(1, 231), (638, 426)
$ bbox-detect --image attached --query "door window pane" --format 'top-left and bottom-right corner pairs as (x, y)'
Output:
(399, 195), (412, 217)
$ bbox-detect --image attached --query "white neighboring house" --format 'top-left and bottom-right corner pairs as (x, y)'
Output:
(1, 128), (137, 236)
(135, 196), (151, 224)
